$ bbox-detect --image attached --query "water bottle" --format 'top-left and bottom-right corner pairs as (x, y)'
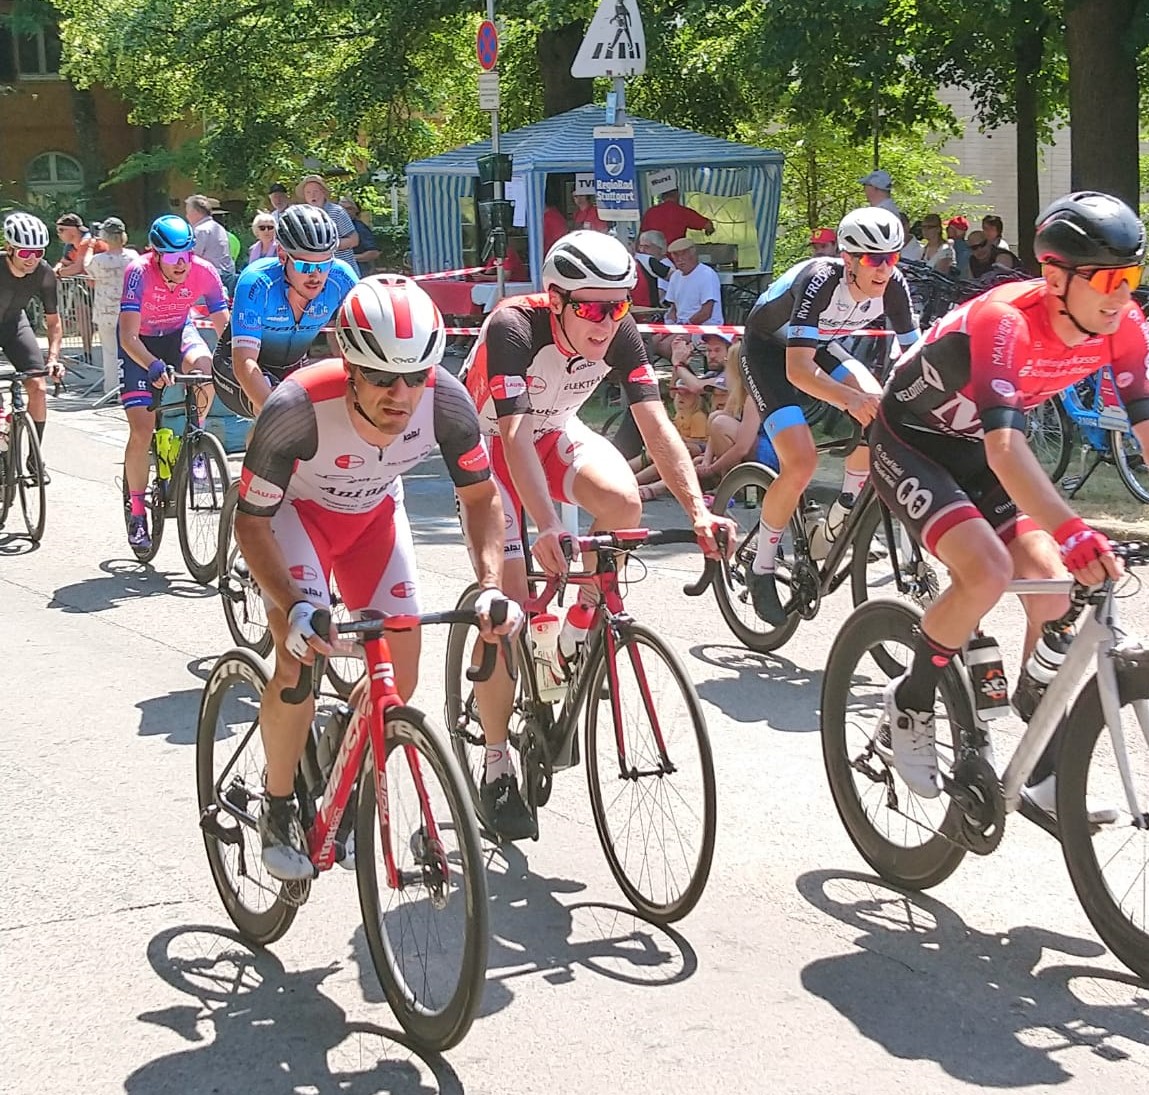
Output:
(155, 427), (175, 480)
(529, 614), (565, 701)
(965, 635), (1011, 719)
(802, 498), (824, 545)
(809, 492), (855, 562)
(1011, 627), (1073, 722)
(558, 602), (596, 670)
(316, 703), (353, 784)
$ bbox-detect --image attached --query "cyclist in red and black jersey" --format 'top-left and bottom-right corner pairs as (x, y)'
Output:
(873, 191), (1149, 813)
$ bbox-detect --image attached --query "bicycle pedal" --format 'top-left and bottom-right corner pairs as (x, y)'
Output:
(279, 877), (313, 908)
(199, 804), (242, 845)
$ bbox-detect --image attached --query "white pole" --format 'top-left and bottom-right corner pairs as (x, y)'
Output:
(487, 0), (506, 303)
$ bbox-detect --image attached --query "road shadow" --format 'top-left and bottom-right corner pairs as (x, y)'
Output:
(128, 924), (462, 1095)
(0, 531), (40, 555)
(137, 687), (203, 745)
(797, 869), (1149, 1086)
(689, 642), (823, 731)
(48, 558), (213, 613)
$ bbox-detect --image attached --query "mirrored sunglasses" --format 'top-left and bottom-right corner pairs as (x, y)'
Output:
(855, 251), (900, 268)
(12, 247), (45, 260)
(1073, 265), (1142, 294)
(358, 367), (431, 388)
(290, 256), (334, 274)
(159, 249), (193, 265)
(565, 296), (631, 322)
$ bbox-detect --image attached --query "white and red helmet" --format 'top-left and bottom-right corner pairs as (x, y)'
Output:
(334, 274), (446, 372)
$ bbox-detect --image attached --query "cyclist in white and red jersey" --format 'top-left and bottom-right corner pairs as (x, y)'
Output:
(461, 230), (734, 841)
(872, 191), (1149, 814)
(235, 275), (521, 879)
(119, 215), (229, 550)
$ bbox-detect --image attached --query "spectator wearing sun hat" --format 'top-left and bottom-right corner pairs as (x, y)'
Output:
(809, 227), (838, 258)
(296, 174), (359, 267)
(946, 215), (971, 278)
(859, 169), (902, 219)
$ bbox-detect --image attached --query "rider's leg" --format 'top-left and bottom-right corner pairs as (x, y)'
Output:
(181, 325), (215, 423)
(753, 415), (816, 571)
(124, 406), (157, 498)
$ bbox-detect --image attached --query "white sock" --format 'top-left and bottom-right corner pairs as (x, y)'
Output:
(484, 743), (513, 782)
(841, 467), (868, 499)
(752, 521), (785, 574)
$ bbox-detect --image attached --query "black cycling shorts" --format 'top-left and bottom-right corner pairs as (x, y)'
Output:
(740, 332), (854, 438)
(0, 314), (45, 373)
(211, 335), (307, 419)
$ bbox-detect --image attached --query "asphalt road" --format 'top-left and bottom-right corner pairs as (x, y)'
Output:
(2, 388), (1148, 1095)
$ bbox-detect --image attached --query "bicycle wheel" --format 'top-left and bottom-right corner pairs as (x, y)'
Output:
(1111, 427), (1149, 504)
(175, 430), (230, 583)
(584, 622), (717, 923)
(1056, 657), (1149, 980)
(121, 440), (166, 564)
(14, 415), (46, 543)
(195, 648), (298, 945)
(821, 600), (972, 890)
(0, 447), (11, 529)
(356, 707), (489, 1051)
(709, 462), (801, 653)
(1025, 398), (1073, 485)
(325, 577), (363, 699)
(849, 500), (940, 613)
(217, 483), (274, 656)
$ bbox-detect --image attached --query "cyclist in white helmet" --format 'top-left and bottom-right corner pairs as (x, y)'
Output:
(233, 274), (521, 880)
(461, 229), (735, 841)
(1, 212), (65, 475)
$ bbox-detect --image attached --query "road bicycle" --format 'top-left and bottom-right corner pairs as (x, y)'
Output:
(0, 364), (48, 542)
(1025, 370), (1149, 505)
(444, 528), (717, 924)
(215, 481), (361, 698)
(197, 605), (498, 1050)
(690, 459), (938, 657)
(120, 373), (230, 581)
(819, 541), (1149, 979)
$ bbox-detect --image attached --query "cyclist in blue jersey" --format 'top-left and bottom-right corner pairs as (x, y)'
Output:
(212, 205), (358, 418)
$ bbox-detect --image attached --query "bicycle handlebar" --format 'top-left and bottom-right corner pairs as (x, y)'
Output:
(280, 609), (332, 704)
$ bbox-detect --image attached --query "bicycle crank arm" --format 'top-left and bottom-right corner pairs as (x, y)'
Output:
(199, 804), (242, 845)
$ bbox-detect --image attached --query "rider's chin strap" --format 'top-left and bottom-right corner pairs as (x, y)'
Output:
(347, 376), (389, 434)
(1056, 277), (1103, 338)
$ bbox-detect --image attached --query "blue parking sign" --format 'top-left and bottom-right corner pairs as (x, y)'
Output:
(593, 124), (638, 221)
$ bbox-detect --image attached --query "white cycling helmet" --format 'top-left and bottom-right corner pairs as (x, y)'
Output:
(837, 207), (905, 254)
(543, 230), (637, 292)
(334, 275), (446, 372)
(3, 211), (50, 250)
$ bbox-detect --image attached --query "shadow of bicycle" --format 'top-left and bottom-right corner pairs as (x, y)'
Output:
(797, 869), (1149, 1086)
(0, 531), (39, 555)
(127, 924), (462, 1095)
(689, 642), (823, 731)
(48, 558), (213, 613)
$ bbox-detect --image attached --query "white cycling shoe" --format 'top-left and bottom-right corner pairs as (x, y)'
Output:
(882, 674), (941, 799)
(1022, 774), (1119, 826)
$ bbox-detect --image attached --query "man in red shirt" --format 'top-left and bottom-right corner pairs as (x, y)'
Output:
(640, 180), (714, 245)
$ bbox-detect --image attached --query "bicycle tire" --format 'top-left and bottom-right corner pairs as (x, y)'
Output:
(0, 448), (12, 529)
(196, 647), (298, 945)
(1056, 657), (1149, 980)
(14, 416), (45, 542)
(121, 439), (166, 564)
(175, 430), (231, 584)
(821, 599), (971, 890)
(1024, 398), (1073, 486)
(710, 462), (801, 653)
(356, 707), (489, 1051)
(1111, 427), (1149, 505)
(325, 578), (363, 698)
(584, 622), (717, 923)
(217, 483), (273, 656)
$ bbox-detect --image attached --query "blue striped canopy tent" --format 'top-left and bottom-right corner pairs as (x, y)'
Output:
(406, 104), (784, 286)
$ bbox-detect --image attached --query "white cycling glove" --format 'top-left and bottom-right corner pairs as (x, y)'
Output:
(474, 588), (524, 638)
(286, 601), (321, 659)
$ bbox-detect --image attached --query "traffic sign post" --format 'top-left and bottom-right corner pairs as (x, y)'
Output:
(479, 4), (505, 302)
(476, 19), (499, 71)
(593, 124), (638, 221)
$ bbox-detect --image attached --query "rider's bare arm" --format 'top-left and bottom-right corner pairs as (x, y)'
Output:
(44, 313), (63, 367)
(984, 425), (1081, 535)
(457, 480), (506, 590)
(234, 344), (274, 412)
(234, 511), (309, 616)
(786, 346), (878, 422)
(209, 309), (231, 339)
(118, 311), (156, 369)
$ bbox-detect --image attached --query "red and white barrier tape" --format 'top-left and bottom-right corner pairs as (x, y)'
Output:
(410, 266), (488, 281)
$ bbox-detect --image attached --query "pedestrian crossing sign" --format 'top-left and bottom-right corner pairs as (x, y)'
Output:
(571, 0), (647, 79)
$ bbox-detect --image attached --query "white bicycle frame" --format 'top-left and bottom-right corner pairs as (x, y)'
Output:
(965, 576), (1149, 824)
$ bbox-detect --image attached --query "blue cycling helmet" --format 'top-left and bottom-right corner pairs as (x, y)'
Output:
(148, 214), (195, 253)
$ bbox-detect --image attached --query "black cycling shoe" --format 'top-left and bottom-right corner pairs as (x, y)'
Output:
(745, 568), (787, 625)
(480, 773), (538, 842)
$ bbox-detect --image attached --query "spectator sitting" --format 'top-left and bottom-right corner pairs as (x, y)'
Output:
(296, 174), (359, 267)
(339, 196), (381, 276)
(671, 330), (733, 394)
(650, 238), (723, 361)
(248, 212), (279, 263)
(267, 182), (291, 219)
(809, 227), (838, 258)
(982, 214), (1010, 252)
(901, 216), (925, 262)
(633, 230), (672, 308)
(632, 380), (711, 501)
(920, 213), (955, 274)
(946, 215), (971, 277)
(967, 229), (1019, 278)
(639, 172), (714, 243)
(859, 169), (902, 218)
(85, 217), (139, 393)
(185, 194), (237, 290)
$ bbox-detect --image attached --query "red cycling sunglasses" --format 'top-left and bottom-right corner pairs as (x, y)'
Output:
(1072, 265), (1142, 294)
(11, 247), (45, 260)
(854, 251), (900, 268)
(562, 294), (631, 323)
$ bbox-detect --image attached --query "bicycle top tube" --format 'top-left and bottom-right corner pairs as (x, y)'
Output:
(171, 373), (215, 385)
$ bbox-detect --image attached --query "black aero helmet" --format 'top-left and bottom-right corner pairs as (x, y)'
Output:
(277, 203), (339, 255)
(1034, 191), (1145, 269)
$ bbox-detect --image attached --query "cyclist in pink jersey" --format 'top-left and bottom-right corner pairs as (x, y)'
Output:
(118, 215), (229, 550)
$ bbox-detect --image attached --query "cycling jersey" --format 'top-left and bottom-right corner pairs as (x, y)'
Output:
(237, 359), (489, 519)
(883, 279), (1149, 440)
(0, 258), (58, 325)
(120, 254), (227, 336)
(227, 256), (358, 369)
(463, 293), (661, 438)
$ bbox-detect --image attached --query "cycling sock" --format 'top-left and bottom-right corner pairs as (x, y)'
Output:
(897, 631), (960, 712)
(129, 491), (146, 518)
(752, 521), (785, 574)
(841, 467), (867, 498)
(33, 418), (45, 441)
(484, 743), (513, 782)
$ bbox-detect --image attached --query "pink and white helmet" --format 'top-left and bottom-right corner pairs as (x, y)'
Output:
(334, 274), (446, 372)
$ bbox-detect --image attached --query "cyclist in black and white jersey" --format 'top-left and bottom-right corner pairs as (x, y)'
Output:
(740, 207), (921, 623)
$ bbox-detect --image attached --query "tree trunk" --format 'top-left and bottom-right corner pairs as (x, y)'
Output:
(1065, 0), (1140, 205)
(536, 23), (594, 117)
(1013, 9), (1045, 269)
(68, 84), (109, 216)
